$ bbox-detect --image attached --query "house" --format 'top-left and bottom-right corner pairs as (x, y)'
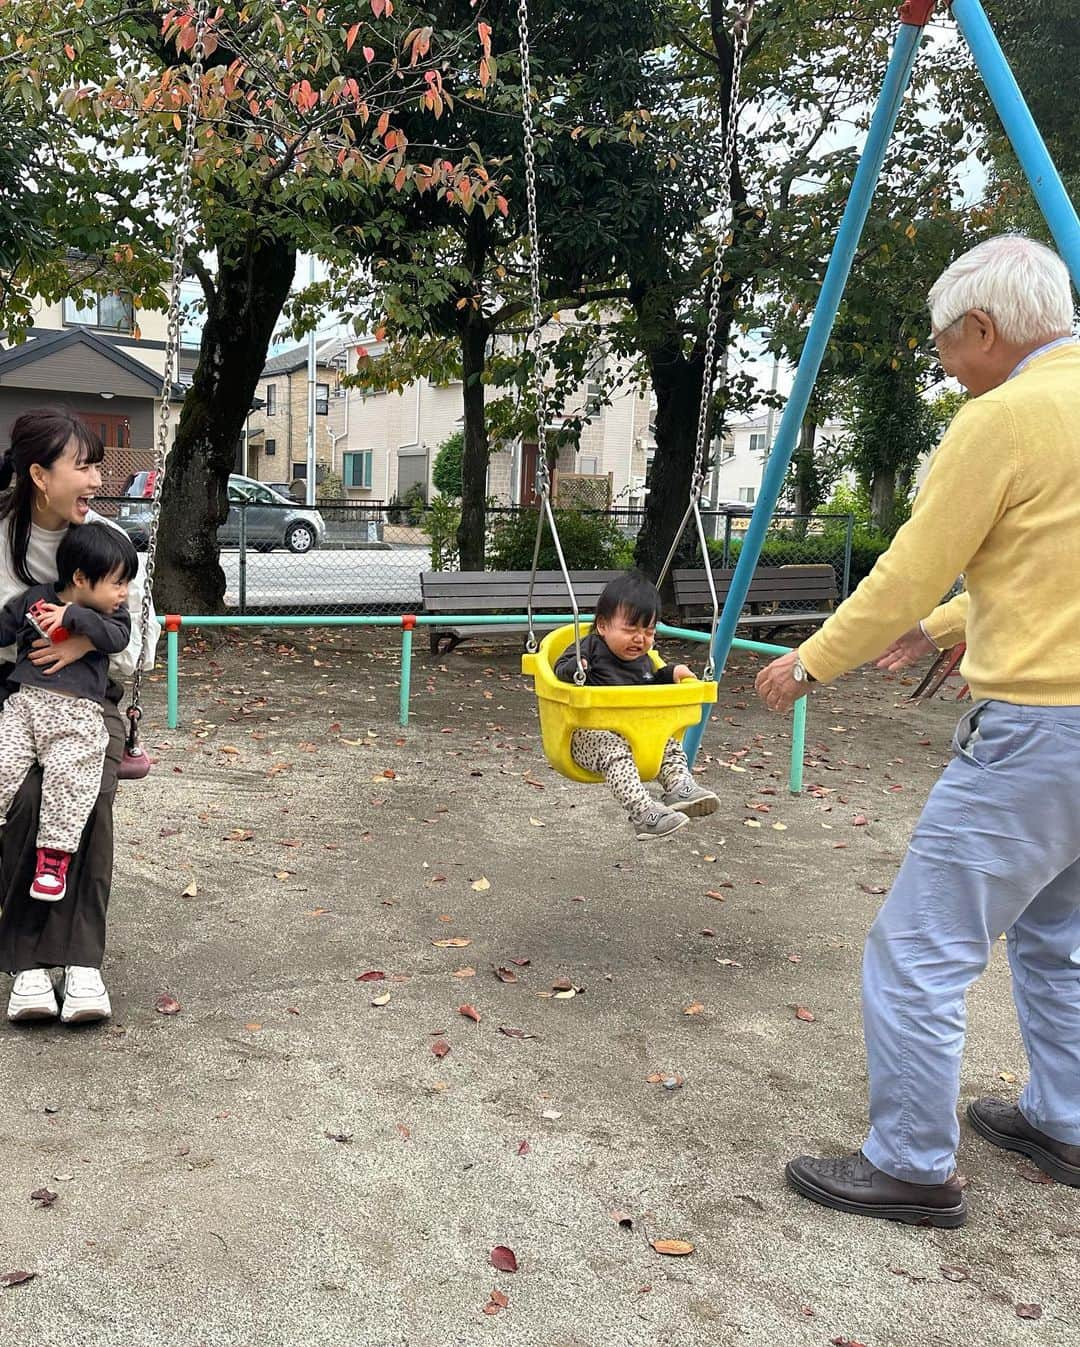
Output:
(0, 277), (202, 495)
(706, 413), (849, 509)
(243, 339), (349, 492)
(330, 328), (655, 506)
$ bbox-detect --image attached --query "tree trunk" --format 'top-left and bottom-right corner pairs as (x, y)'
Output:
(792, 416), (819, 537)
(634, 339), (705, 585)
(154, 235), (296, 613)
(456, 312), (490, 571)
(870, 467), (897, 535)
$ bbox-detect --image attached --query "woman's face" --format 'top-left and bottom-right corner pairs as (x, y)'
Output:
(31, 437), (102, 526)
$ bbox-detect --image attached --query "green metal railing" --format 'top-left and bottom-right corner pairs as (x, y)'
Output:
(157, 613), (806, 792)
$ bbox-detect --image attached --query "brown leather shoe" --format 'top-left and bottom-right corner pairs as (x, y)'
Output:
(967, 1098), (1080, 1186)
(785, 1151), (968, 1227)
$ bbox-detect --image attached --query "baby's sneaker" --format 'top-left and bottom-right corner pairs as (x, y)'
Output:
(31, 848), (71, 902)
(632, 805), (690, 840)
(661, 780), (719, 818)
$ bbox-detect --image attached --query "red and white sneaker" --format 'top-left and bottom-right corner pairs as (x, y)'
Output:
(31, 848), (71, 902)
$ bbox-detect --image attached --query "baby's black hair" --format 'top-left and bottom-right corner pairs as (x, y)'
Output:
(56, 521), (138, 591)
(595, 571), (662, 628)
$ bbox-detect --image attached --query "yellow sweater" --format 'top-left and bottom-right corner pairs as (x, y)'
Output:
(800, 342), (1080, 705)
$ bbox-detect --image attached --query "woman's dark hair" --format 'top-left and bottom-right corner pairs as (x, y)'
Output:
(55, 521), (138, 591)
(595, 571), (662, 628)
(0, 409), (105, 585)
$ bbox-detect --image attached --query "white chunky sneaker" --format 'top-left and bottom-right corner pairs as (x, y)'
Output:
(661, 780), (720, 818)
(632, 805), (690, 840)
(60, 966), (111, 1024)
(8, 969), (59, 1022)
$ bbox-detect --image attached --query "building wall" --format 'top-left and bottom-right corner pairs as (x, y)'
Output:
(246, 364), (346, 486)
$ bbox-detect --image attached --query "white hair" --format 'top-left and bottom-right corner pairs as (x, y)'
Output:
(928, 234), (1075, 344)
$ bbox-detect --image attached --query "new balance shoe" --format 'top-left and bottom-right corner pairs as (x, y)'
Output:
(7, 969), (58, 1023)
(31, 848), (71, 902)
(632, 805), (690, 840)
(59, 966), (111, 1024)
(661, 780), (720, 818)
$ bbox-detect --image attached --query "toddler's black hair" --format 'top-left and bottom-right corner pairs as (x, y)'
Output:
(56, 521), (138, 591)
(595, 571), (662, 628)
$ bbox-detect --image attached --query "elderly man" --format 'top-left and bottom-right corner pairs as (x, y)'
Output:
(756, 234), (1080, 1228)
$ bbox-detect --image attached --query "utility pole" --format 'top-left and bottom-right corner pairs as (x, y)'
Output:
(306, 254), (317, 507)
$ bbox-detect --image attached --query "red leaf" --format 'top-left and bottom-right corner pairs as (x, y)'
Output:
(1, 1270), (35, 1286)
(851, 814), (869, 827)
(356, 970), (386, 982)
(490, 1245), (518, 1273)
(431, 1039), (451, 1059)
(458, 1004), (480, 1023)
(345, 21), (360, 50)
(155, 993), (182, 1015)
(794, 1005), (816, 1023)
(516, 1140), (530, 1156)
(509, 958), (530, 967)
(493, 967), (518, 983)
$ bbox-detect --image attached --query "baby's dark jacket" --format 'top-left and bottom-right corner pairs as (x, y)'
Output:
(0, 583), (131, 705)
(553, 630), (677, 687)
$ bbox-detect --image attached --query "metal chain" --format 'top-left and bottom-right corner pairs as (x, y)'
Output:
(129, 0), (211, 719)
(516, 0), (552, 498)
(689, 4), (753, 501)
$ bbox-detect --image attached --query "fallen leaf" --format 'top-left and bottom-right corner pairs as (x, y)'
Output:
(858, 883), (887, 895)
(490, 1245), (518, 1273)
(652, 1239), (694, 1257)
(223, 828), (254, 842)
(0, 1270), (35, 1287)
(682, 1002), (705, 1016)
(324, 1130), (353, 1144)
(510, 958), (531, 967)
(499, 1027), (535, 1040)
(459, 1004), (481, 1023)
(431, 1039), (451, 1059)
(528, 818), (545, 828)
(395, 1123), (411, 1141)
(432, 937), (471, 948)
(471, 877), (491, 892)
(1017, 1164), (1054, 1185)
(244, 1022), (262, 1032)
(999, 1071), (1018, 1084)
(180, 880), (198, 898)
(831, 1339), (868, 1347)
(482, 1288), (509, 1315)
(794, 1005), (816, 1023)
(1016, 1304), (1042, 1320)
(273, 871), (291, 881)
(356, 970), (386, 982)
(370, 992), (391, 1007)
(743, 819), (762, 829)
(715, 957), (743, 967)
(852, 814), (869, 827)
(494, 967), (518, 983)
(541, 1108), (562, 1120)
(452, 966), (476, 979)
(551, 977), (574, 992)
(155, 994), (182, 1016)
(29, 1188), (57, 1207)
(552, 988), (576, 1000)
(939, 1265), (970, 1282)
(772, 822), (788, 831)
(516, 1140), (530, 1156)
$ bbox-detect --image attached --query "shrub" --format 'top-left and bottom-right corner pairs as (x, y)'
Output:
(317, 470), (344, 503)
(432, 431), (464, 498)
(487, 508), (628, 572)
(705, 527), (890, 594)
(402, 482), (427, 525)
(424, 494), (461, 571)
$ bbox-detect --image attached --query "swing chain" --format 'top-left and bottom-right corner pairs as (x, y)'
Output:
(130, 0), (211, 718)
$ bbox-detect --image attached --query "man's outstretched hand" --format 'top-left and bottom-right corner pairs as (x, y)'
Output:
(875, 625), (937, 673)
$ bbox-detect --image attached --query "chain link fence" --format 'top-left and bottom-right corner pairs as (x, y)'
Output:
(94, 495), (854, 617)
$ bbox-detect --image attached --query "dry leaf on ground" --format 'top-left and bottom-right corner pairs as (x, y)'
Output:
(652, 1239), (694, 1256)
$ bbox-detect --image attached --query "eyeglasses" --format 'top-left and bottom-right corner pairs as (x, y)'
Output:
(923, 312), (968, 359)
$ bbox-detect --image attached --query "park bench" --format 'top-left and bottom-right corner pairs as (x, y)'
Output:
(420, 570), (625, 654)
(673, 563), (838, 639)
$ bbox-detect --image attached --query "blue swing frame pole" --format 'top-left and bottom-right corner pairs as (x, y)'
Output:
(951, 0), (1080, 290)
(683, 12), (931, 767)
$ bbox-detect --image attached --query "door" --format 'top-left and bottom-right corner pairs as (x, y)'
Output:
(78, 412), (131, 448)
(245, 482), (283, 542)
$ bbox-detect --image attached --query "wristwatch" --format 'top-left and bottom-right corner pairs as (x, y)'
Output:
(791, 657), (816, 685)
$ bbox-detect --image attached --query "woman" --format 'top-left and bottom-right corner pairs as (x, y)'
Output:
(0, 409), (158, 1024)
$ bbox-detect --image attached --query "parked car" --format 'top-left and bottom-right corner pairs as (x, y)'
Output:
(116, 474), (326, 554)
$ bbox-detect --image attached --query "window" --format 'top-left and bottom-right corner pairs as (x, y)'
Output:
(316, 382), (330, 416)
(63, 292), (134, 333)
(585, 357), (605, 414)
(344, 450), (373, 490)
(738, 486), (756, 504)
(265, 384), (277, 416)
(291, 462), (307, 481)
(749, 432), (768, 455)
(265, 438), (277, 457)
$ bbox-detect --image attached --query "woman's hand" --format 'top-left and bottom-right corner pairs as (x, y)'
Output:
(29, 633), (93, 675)
(875, 625), (937, 673)
(671, 664), (695, 683)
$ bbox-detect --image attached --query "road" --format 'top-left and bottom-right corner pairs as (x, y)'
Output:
(219, 545), (429, 611)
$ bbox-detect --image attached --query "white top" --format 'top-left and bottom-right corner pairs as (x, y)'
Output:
(0, 511), (159, 679)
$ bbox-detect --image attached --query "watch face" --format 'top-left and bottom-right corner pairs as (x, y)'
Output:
(792, 662), (805, 682)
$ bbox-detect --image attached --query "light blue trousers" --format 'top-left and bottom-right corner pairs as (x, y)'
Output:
(862, 700), (1080, 1185)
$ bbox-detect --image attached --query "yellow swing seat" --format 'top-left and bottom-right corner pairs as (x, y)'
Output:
(521, 623), (719, 784)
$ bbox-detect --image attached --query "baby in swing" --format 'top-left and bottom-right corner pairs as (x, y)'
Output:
(555, 572), (719, 838)
(0, 522), (136, 901)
